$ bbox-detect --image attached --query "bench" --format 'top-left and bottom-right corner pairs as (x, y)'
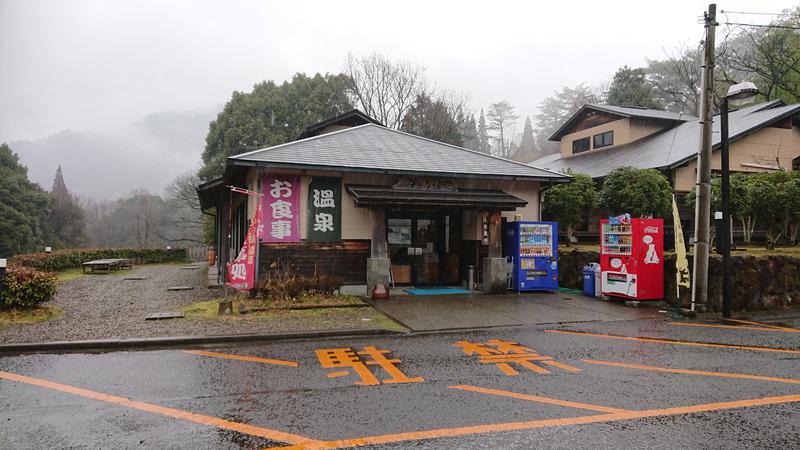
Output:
(82, 258), (133, 274)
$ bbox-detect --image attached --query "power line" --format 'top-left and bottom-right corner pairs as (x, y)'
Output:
(723, 22), (800, 31)
(720, 10), (785, 16)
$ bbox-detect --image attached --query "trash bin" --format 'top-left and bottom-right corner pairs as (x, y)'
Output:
(467, 265), (477, 291)
(593, 264), (602, 297)
(582, 263), (601, 297)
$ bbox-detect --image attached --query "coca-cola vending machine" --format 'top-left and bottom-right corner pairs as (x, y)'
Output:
(599, 216), (663, 300)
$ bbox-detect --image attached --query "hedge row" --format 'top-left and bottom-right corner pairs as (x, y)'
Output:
(1, 265), (58, 309)
(10, 248), (188, 272)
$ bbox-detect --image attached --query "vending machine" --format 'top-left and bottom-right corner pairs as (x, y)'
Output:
(599, 217), (663, 300)
(504, 221), (558, 291)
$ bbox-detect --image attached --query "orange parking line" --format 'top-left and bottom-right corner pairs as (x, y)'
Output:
(448, 385), (631, 413)
(723, 318), (798, 332)
(545, 329), (800, 354)
(293, 394), (800, 449)
(0, 370), (320, 447)
(185, 350), (299, 367)
(583, 359), (800, 385)
(668, 322), (794, 332)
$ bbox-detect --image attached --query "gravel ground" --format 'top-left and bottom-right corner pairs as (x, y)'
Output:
(0, 263), (395, 343)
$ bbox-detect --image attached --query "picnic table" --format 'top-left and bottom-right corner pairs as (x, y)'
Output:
(82, 258), (133, 274)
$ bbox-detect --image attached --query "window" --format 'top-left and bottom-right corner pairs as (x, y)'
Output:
(572, 137), (590, 154)
(593, 131), (613, 149)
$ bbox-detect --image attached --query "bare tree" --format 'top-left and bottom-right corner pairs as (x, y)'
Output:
(486, 100), (519, 159)
(646, 43), (703, 115)
(719, 23), (800, 101)
(160, 171), (206, 244)
(344, 52), (428, 129)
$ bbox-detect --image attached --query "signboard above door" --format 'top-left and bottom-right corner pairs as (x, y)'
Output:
(391, 177), (457, 192)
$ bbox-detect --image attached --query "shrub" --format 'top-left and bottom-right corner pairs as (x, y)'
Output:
(1, 265), (58, 309)
(257, 265), (342, 302)
(10, 248), (188, 272)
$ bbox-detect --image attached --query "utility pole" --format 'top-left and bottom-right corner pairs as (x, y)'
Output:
(691, 3), (716, 312)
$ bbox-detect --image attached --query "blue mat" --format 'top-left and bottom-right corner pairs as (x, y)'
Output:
(404, 288), (471, 295)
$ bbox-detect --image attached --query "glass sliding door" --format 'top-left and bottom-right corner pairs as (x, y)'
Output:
(387, 213), (443, 286)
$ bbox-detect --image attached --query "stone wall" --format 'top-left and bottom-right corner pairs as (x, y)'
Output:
(558, 249), (800, 312)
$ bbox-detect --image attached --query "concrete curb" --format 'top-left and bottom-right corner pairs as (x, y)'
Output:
(0, 328), (406, 354)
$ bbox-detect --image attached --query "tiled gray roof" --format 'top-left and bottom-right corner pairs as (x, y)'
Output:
(532, 100), (800, 178)
(586, 104), (696, 122)
(230, 124), (568, 181)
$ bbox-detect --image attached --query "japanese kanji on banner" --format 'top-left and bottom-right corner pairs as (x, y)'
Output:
(226, 201), (262, 291)
(261, 175), (300, 243)
(307, 177), (341, 243)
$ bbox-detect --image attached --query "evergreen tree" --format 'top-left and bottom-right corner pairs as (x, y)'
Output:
(48, 165), (86, 248)
(0, 144), (52, 256)
(200, 73), (353, 180)
(477, 109), (491, 154)
(460, 114), (479, 151)
(401, 93), (463, 146)
(606, 66), (662, 109)
(511, 116), (538, 162)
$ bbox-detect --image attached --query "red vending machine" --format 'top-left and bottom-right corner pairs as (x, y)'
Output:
(599, 217), (664, 300)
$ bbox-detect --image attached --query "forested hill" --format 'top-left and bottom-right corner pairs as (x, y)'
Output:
(11, 107), (220, 199)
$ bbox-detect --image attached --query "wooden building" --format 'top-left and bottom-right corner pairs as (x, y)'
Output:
(532, 101), (800, 240)
(198, 110), (569, 293)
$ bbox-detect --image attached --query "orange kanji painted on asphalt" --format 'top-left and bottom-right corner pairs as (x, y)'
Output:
(185, 350), (298, 367)
(316, 346), (423, 386)
(545, 329), (800, 354)
(583, 359), (800, 384)
(0, 370), (320, 447)
(454, 339), (580, 375)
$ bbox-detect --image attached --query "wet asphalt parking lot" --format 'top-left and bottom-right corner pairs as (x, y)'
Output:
(1, 315), (799, 449)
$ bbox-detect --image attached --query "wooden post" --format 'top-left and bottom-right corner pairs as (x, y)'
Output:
(371, 208), (387, 259)
(488, 211), (502, 258)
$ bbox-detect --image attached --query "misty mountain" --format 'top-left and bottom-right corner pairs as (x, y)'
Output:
(11, 107), (220, 200)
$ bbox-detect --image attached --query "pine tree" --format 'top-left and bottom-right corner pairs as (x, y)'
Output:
(477, 109), (491, 154)
(48, 165), (86, 248)
(511, 116), (538, 162)
(460, 114), (479, 150)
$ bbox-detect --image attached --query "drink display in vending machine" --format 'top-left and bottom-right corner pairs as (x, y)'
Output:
(599, 215), (663, 300)
(503, 221), (558, 291)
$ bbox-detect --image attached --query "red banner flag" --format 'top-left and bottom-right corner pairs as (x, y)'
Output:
(226, 201), (262, 291)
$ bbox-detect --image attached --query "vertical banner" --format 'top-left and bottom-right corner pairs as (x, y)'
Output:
(261, 175), (300, 243)
(672, 196), (690, 288)
(227, 201), (262, 291)
(307, 177), (341, 243)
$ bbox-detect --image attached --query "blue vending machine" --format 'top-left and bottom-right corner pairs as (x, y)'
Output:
(507, 221), (558, 291)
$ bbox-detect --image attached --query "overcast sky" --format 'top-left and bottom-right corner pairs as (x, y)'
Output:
(1, 0), (796, 141)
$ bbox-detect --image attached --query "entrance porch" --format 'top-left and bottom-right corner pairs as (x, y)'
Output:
(347, 184), (528, 295)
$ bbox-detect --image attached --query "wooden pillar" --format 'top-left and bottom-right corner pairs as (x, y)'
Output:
(488, 211), (502, 258)
(370, 208), (387, 259)
(219, 188), (232, 277)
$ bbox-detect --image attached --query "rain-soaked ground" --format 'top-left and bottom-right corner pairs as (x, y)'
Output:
(1, 314), (799, 449)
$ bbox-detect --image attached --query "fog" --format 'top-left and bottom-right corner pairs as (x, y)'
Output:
(0, 0), (793, 196)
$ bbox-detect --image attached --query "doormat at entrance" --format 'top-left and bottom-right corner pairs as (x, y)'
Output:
(404, 288), (471, 295)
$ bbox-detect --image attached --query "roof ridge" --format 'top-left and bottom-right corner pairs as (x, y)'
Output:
(375, 125), (570, 178)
